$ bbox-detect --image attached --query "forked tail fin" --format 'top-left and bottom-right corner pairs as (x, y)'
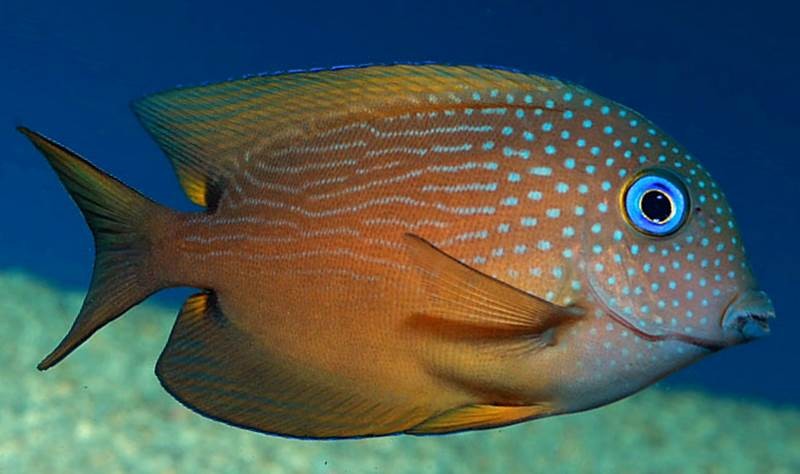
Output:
(18, 127), (175, 370)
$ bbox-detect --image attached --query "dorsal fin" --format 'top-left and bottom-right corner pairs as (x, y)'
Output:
(131, 64), (566, 207)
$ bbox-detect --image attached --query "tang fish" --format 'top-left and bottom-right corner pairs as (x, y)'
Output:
(19, 64), (775, 439)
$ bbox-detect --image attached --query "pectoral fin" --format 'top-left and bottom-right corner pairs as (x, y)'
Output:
(404, 233), (583, 337)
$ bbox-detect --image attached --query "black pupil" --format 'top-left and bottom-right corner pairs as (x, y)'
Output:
(641, 190), (673, 223)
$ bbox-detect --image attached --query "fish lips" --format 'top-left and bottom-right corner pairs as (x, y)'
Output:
(720, 289), (776, 342)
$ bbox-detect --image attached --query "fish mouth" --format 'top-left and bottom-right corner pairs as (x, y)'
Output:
(585, 278), (772, 352)
(720, 290), (775, 341)
(602, 309), (727, 351)
(601, 290), (775, 351)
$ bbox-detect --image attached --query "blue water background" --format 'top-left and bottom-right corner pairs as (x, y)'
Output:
(1, 1), (797, 405)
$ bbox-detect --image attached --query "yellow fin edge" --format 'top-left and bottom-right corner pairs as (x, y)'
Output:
(407, 403), (551, 435)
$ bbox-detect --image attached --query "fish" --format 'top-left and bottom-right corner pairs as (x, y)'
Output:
(19, 64), (775, 439)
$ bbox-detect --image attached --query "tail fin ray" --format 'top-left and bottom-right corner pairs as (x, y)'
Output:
(18, 127), (171, 370)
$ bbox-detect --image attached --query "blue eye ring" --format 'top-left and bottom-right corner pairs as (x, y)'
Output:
(622, 169), (689, 236)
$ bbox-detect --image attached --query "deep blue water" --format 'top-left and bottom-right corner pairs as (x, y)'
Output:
(1, 1), (797, 405)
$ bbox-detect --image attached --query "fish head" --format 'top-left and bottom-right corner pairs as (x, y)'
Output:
(575, 114), (774, 353)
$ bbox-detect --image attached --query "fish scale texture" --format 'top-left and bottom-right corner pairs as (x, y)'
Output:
(1, 270), (797, 474)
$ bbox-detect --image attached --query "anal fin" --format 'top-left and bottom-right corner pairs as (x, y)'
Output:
(157, 292), (429, 439)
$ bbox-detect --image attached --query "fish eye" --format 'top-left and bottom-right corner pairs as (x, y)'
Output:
(623, 170), (689, 236)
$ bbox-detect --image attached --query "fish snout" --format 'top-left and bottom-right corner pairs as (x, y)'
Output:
(721, 290), (775, 342)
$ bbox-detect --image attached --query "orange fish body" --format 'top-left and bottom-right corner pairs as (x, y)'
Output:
(21, 64), (775, 438)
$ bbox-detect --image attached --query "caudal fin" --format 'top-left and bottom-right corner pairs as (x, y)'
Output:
(18, 127), (174, 370)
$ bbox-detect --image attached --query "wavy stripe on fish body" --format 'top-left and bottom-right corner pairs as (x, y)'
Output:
(164, 82), (744, 411)
(184, 92), (653, 283)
